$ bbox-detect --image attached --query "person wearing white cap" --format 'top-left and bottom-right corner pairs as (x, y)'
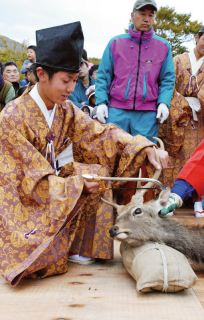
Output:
(95, 0), (175, 144)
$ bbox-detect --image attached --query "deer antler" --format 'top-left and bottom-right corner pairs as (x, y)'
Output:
(135, 137), (164, 195)
(137, 168), (142, 189)
(101, 197), (122, 210)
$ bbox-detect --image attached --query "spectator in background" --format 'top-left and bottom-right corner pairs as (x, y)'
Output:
(95, 0), (175, 144)
(28, 63), (37, 86)
(80, 85), (96, 118)
(89, 65), (99, 81)
(80, 105), (93, 116)
(82, 49), (93, 69)
(20, 45), (37, 74)
(0, 61), (15, 111)
(86, 85), (95, 107)
(69, 58), (95, 108)
(20, 68), (31, 87)
(20, 45), (37, 87)
(82, 49), (88, 61)
(2, 61), (20, 94)
(15, 86), (28, 98)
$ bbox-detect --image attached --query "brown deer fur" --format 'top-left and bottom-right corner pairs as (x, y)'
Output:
(106, 190), (204, 267)
(102, 138), (204, 269)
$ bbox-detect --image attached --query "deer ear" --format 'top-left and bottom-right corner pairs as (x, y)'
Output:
(154, 188), (171, 212)
(158, 188), (171, 206)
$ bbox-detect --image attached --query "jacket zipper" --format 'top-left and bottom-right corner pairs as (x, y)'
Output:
(133, 37), (142, 110)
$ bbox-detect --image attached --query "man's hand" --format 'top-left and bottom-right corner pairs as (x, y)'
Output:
(81, 102), (86, 106)
(156, 103), (169, 124)
(83, 179), (101, 194)
(93, 104), (108, 124)
(185, 97), (201, 110)
(147, 147), (169, 170)
(185, 97), (201, 121)
(160, 193), (183, 215)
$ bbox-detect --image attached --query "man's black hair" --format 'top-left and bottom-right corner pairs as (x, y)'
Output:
(0, 61), (2, 75)
(89, 64), (99, 77)
(27, 45), (37, 53)
(198, 32), (204, 39)
(2, 61), (19, 73)
(16, 86), (28, 98)
(82, 49), (88, 61)
(29, 63), (36, 73)
(197, 26), (204, 39)
(33, 64), (60, 82)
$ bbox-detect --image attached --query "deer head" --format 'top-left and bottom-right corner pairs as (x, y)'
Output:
(102, 137), (171, 247)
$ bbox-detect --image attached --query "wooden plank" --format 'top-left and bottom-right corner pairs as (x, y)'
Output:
(172, 208), (204, 225)
(193, 276), (204, 307)
(167, 209), (204, 308)
(0, 209), (204, 320)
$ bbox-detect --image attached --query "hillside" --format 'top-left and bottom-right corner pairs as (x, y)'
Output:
(0, 35), (26, 53)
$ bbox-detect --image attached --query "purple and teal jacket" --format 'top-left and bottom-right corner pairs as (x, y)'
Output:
(95, 24), (175, 111)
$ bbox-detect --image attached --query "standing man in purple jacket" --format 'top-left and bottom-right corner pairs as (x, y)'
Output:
(95, 0), (175, 142)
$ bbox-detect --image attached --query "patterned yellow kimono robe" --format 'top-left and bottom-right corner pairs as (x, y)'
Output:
(0, 87), (154, 286)
(159, 51), (204, 188)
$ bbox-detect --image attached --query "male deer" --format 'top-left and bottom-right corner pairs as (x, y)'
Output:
(102, 138), (204, 269)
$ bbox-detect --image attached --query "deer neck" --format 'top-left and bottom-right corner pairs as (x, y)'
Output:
(155, 217), (204, 264)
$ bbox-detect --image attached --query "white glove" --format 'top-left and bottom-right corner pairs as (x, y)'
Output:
(93, 104), (108, 124)
(156, 103), (169, 124)
(185, 97), (201, 121)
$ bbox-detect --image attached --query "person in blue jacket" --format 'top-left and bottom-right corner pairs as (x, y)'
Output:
(95, 0), (175, 143)
(68, 59), (95, 108)
(20, 45), (37, 74)
(20, 45), (37, 87)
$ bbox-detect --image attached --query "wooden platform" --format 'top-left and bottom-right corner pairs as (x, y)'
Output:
(1, 209), (204, 320)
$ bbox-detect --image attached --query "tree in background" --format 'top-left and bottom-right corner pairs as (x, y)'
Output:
(0, 37), (27, 80)
(125, 6), (203, 57)
(153, 7), (203, 56)
(89, 57), (101, 65)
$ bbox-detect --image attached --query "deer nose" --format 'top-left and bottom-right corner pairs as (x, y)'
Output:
(109, 225), (118, 238)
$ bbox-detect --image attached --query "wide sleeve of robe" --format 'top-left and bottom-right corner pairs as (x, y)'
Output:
(0, 91), (155, 286)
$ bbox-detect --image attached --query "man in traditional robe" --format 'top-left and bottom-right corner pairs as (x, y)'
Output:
(160, 26), (204, 215)
(0, 22), (168, 287)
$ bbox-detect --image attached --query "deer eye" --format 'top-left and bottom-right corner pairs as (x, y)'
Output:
(133, 208), (142, 216)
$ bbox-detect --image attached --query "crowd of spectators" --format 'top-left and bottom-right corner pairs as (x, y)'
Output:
(0, 45), (97, 107)
(0, 45), (38, 101)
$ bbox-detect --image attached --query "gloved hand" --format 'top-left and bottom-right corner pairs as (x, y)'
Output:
(160, 193), (183, 215)
(185, 97), (201, 109)
(93, 104), (108, 124)
(185, 97), (201, 121)
(156, 103), (169, 124)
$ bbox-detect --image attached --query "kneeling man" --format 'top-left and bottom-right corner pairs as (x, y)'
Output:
(0, 22), (168, 286)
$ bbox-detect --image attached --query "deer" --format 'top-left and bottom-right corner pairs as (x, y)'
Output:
(102, 138), (204, 270)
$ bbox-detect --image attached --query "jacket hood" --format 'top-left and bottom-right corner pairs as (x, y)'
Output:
(128, 24), (153, 42)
